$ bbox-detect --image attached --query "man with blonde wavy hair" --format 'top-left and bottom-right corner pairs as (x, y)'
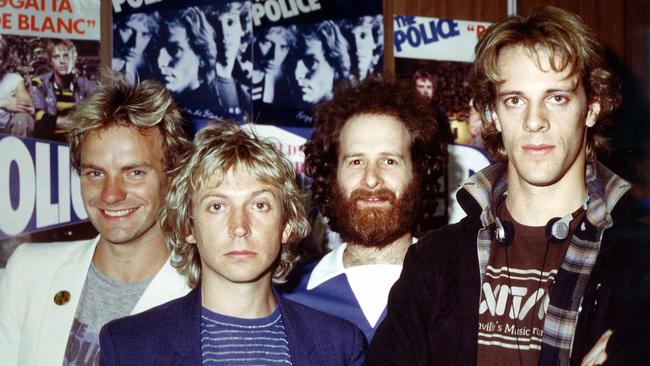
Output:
(0, 71), (192, 365)
(369, 6), (650, 366)
(99, 123), (365, 365)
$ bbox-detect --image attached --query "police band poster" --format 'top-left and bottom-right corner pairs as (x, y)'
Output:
(0, 1), (101, 263)
(393, 15), (492, 223)
(112, 0), (384, 140)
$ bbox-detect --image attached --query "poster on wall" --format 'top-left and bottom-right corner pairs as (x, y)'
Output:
(113, 0), (254, 133)
(251, 0), (383, 137)
(0, 0), (101, 265)
(113, 0), (383, 139)
(394, 15), (492, 223)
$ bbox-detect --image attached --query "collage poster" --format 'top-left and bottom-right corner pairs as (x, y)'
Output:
(112, 0), (384, 135)
(394, 15), (492, 223)
(0, 0), (101, 264)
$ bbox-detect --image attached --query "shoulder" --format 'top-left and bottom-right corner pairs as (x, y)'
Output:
(74, 75), (96, 93)
(101, 292), (195, 348)
(100, 292), (197, 364)
(394, 216), (483, 286)
(281, 296), (365, 352)
(280, 297), (365, 364)
(603, 196), (650, 255)
(1, 72), (23, 86)
(281, 296), (360, 335)
(31, 72), (51, 88)
(602, 216), (650, 274)
(106, 291), (193, 334)
(8, 239), (94, 265)
(413, 216), (481, 261)
(74, 75), (94, 86)
(1, 239), (96, 301)
(280, 259), (320, 293)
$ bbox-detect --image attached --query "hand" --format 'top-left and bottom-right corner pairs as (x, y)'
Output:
(581, 329), (613, 366)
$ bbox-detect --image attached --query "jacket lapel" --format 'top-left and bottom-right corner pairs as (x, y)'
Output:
(37, 237), (98, 366)
(131, 257), (191, 315)
(278, 295), (317, 365)
(167, 287), (203, 365)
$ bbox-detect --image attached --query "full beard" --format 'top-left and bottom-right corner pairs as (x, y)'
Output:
(329, 179), (422, 248)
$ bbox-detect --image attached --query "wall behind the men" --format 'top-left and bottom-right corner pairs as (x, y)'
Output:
(384, 0), (648, 95)
(384, 0), (650, 204)
(96, 0), (649, 204)
(383, 0), (508, 77)
(99, 0), (648, 113)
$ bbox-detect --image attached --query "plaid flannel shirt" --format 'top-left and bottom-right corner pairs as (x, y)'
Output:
(460, 161), (630, 365)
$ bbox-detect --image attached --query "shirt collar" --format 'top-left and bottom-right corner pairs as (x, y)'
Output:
(307, 243), (347, 290)
(306, 236), (419, 290)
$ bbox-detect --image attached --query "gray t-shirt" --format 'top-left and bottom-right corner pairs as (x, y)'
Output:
(62, 263), (152, 366)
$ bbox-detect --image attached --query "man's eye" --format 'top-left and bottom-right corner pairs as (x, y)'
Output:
(209, 203), (222, 212)
(86, 171), (101, 178)
(165, 44), (180, 58)
(254, 202), (270, 211)
(303, 56), (318, 70)
(505, 96), (523, 106)
(550, 95), (568, 104)
(350, 159), (362, 166)
(385, 158), (397, 165)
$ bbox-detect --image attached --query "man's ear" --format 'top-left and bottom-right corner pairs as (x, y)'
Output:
(281, 223), (291, 244)
(586, 101), (601, 128)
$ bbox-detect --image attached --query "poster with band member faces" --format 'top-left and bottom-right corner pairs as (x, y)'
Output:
(1, 0), (101, 266)
(112, 0), (383, 140)
(251, 0), (383, 138)
(394, 14), (492, 224)
(113, 0), (254, 134)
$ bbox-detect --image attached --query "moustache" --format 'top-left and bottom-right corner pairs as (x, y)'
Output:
(350, 188), (396, 204)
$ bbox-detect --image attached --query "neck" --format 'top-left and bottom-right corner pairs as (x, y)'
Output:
(505, 163), (588, 226)
(201, 274), (276, 319)
(92, 228), (170, 283)
(343, 232), (412, 267)
(54, 72), (71, 86)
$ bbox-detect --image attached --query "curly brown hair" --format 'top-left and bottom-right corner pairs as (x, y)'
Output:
(304, 77), (448, 233)
(471, 6), (622, 162)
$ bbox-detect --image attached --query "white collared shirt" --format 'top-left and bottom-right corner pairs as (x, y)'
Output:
(307, 243), (405, 327)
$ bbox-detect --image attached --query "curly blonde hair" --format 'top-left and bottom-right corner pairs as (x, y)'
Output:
(160, 122), (310, 288)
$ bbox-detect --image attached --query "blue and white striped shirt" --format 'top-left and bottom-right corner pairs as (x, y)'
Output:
(200, 306), (292, 365)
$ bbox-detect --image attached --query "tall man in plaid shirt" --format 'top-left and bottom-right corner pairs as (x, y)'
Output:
(368, 6), (650, 366)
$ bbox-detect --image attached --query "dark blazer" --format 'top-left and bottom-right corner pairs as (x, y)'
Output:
(99, 286), (365, 365)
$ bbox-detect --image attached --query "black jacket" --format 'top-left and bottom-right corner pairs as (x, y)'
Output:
(367, 190), (650, 365)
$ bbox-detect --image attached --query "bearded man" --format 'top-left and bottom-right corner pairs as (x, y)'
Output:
(281, 78), (448, 342)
